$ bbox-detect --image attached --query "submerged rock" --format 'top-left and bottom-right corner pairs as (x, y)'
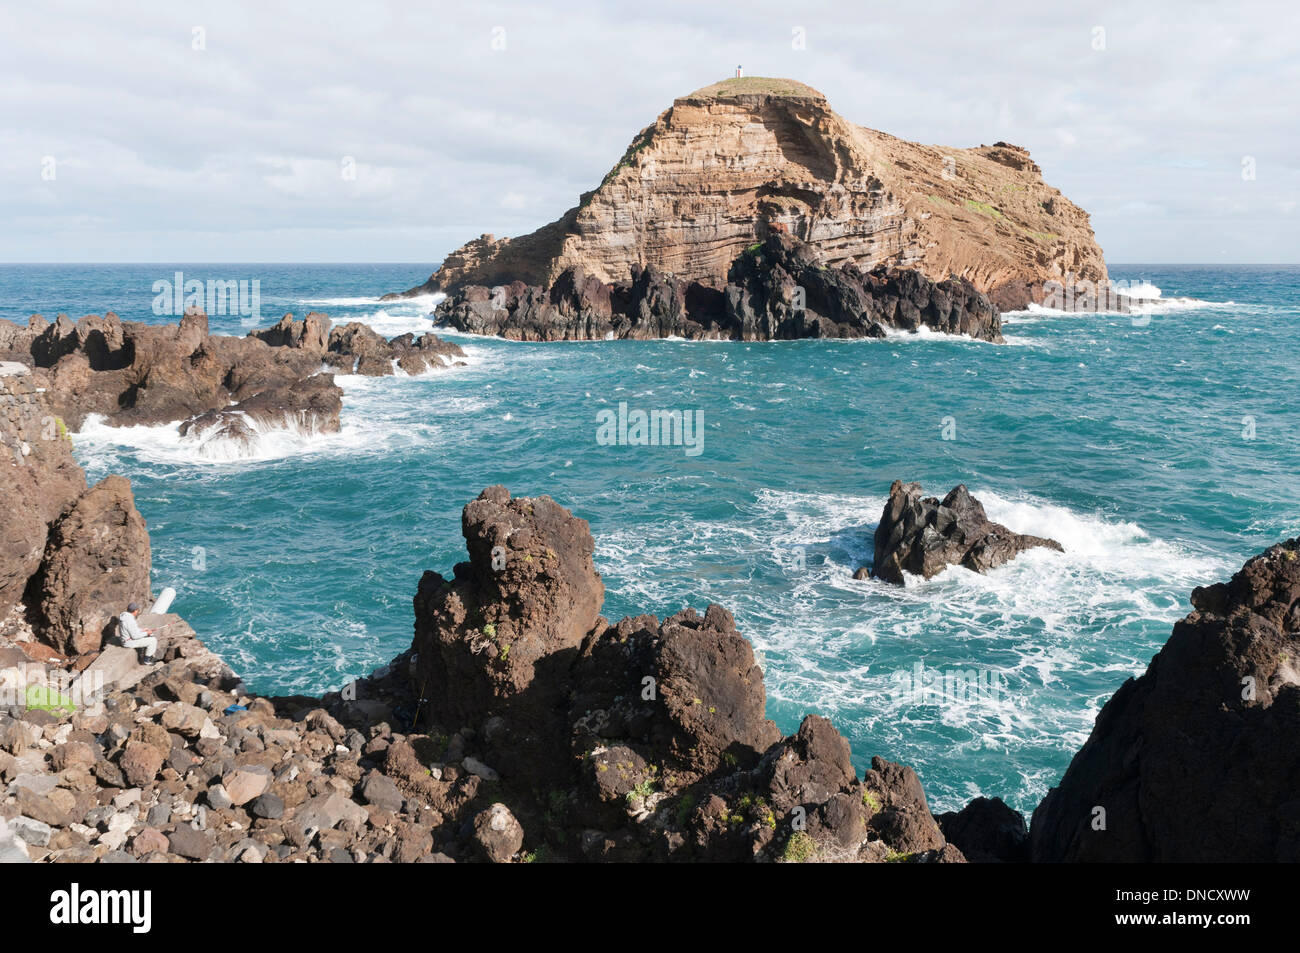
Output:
(866, 481), (1063, 584)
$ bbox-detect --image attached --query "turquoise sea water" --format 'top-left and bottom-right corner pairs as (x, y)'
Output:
(2, 262), (1297, 814)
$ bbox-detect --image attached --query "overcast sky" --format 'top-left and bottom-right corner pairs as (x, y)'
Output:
(2, 1), (1296, 264)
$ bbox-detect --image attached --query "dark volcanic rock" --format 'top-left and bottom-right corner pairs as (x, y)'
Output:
(867, 481), (1063, 584)
(413, 486), (605, 781)
(436, 232), (1002, 343)
(723, 232), (1000, 342)
(324, 322), (466, 376)
(409, 486), (963, 863)
(4, 308), (462, 445)
(938, 796), (1028, 863)
(1030, 538), (1300, 862)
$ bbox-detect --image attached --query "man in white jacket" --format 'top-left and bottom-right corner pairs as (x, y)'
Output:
(118, 602), (157, 662)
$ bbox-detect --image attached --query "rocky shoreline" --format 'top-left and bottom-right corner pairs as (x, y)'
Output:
(2, 410), (1296, 860)
(3, 315), (1295, 863)
(435, 230), (1004, 343)
(0, 308), (465, 447)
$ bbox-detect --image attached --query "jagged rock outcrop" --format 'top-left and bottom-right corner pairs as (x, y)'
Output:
(29, 476), (152, 656)
(393, 76), (1108, 310)
(723, 230), (1000, 341)
(1030, 539), (1300, 862)
(0, 370), (153, 658)
(2, 309), (340, 435)
(436, 231), (1002, 342)
(250, 311), (332, 354)
(0, 310), (466, 444)
(412, 486), (606, 779)
(0, 369), (86, 609)
(865, 481), (1063, 584)
(410, 486), (963, 862)
(322, 322), (466, 377)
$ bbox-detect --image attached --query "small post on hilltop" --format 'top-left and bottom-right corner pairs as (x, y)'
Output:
(736, 65), (743, 78)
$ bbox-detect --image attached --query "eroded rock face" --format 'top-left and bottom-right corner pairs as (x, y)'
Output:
(412, 486), (605, 778)
(436, 232), (1002, 342)
(0, 371), (86, 608)
(32, 475), (152, 656)
(1030, 539), (1300, 862)
(0, 372), (157, 660)
(867, 481), (1063, 584)
(393, 78), (1107, 310)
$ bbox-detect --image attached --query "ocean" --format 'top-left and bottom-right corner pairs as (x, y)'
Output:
(2, 262), (1296, 814)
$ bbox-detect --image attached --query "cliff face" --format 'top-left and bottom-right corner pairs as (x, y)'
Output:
(1030, 539), (1300, 862)
(402, 77), (1107, 310)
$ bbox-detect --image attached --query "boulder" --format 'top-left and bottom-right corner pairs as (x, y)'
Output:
(472, 803), (524, 862)
(222, 765), (272, 806)
(119, 740), (165, 787)
(868, 481), (1062, 584)
(167, 824), (215, 861)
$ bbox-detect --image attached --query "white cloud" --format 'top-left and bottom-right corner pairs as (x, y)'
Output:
(0, 0), (1296, 262)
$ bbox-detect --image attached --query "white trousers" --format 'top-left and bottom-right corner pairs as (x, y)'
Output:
(120, 635), (158, 658)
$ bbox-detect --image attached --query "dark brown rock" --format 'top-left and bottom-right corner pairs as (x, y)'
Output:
(1030, 538), (1300, 862)
(938, 796), (1028, 862)
(435, 233), (1001, 343)
(868, 481), (1063, 584)
(32, 475), (152, 655)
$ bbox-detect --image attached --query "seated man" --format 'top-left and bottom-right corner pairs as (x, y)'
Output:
(117, 602), (157, 662)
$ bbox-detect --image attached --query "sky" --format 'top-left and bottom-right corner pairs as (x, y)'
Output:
(2, 0), (1297, 264)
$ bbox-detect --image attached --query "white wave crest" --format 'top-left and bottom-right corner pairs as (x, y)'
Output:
(74, 412), (354, 465)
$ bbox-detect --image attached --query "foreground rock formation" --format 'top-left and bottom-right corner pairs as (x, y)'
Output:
(0, 485), (964, 863)
(2, 474), (1297, 863)
(408, 487), (962, 861)
(391, 76), (1108, 311)
(436, 230), (1002, 342)
(1030, 538), (1300, 862)
(1, 367), (151, 660)
(864, 481), (1063, 584)
(0, 309), (466, 446)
